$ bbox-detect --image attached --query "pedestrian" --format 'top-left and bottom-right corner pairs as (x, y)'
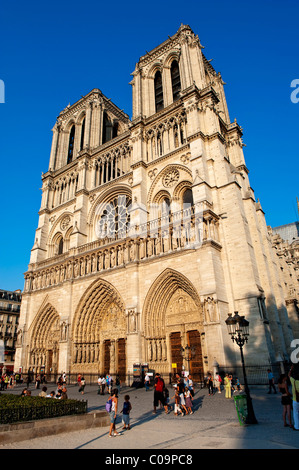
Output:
(35, 373), (41, 389)
(277, 374), (293, 428)
(20, 388), (28, 397)
(229, 373), (235, 393)
(121, 394), (132, 430)
(46, 391), (55, 398)
(101, 376), (106, 395)
(267, 369), (277, 394)
(207, 372), (214, 395)
(163, 387), (171, 412)
(235, 377), (242, 392)
(4, 375), (9, 390)
(215, 372), (222, 393)
(185, 387), (193, 414)
(289, 364), (299, 431)
(115, 375), (121, 394)
(172, 387), (184, 416)
(177, 378), (188, 414)
(144, 373), (150, 391)
(153, 373), (168, 414)
(79, 376), (86, 394)
(77, 373), (82, 388)
(187, 375), (194, 397)
(224, 374), (231, 399)
(39, 386), (48, 397)
(108, 388), (120, 437)
(61, 386), (68, 400)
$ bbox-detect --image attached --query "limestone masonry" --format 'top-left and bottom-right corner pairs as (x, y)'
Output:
(15, 25), (299, 380)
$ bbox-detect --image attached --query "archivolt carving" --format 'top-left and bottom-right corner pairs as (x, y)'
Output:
(143, 268), (202, 338)
(72, 278), (125, 345)
(29, 302), (60, 351)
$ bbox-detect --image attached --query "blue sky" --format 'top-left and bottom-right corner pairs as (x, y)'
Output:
(0, 0), (298, 292)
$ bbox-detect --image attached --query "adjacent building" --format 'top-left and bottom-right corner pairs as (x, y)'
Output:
(0, 289), (21, 372)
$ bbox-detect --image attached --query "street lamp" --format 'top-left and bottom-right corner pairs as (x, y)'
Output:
(225, 311), (258, 425)
(180, 345), (196, 373)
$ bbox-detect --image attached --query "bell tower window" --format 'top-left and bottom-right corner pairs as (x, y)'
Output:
(154, 71), (164, 112)
(171, 60), (181, 102)
(80, 118), (85, 151)
(103, 111), (113, 144)
(67, 125), (75, 164)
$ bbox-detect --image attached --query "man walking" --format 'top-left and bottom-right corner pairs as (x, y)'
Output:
(153, 373), (168, 414)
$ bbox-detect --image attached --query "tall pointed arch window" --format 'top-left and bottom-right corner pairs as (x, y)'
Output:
(80, 117), (85, 151)
(103, 111), (113, 144)
(154, 71), (164, 112)
(171, 60), (181, 102)
(67, 125), (75, 164)
(58, 237), (64, 255)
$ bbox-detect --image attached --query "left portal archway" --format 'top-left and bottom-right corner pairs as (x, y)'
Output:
(29, 303), (60, 375)
(72, 279), (127, 377)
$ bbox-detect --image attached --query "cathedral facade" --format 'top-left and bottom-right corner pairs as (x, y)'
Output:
(15, 25), (296, 380)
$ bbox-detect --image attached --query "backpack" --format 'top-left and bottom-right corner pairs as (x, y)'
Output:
(105, 399), (112, 412)
(155, 377), (164, 392)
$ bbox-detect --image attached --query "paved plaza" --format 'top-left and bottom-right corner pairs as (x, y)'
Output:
(0, 381), (298, 450)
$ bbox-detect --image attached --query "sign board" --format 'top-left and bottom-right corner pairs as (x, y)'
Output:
(172, 363), (177, 368)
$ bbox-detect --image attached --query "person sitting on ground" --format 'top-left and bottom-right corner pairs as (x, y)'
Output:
(39, 386), (47, 397)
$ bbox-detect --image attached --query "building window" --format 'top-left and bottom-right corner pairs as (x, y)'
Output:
(171, 60), (181, 102)
(183, 189), (194, 209)
(67, 125), (75, 164)
(154, 71), (164, 112)
(58, 238), (64, 255)
(103, 112), (113, 144)
(96, 195), (131, 240)
(112, 121), (118, 139)
(80, 118), (85, 151)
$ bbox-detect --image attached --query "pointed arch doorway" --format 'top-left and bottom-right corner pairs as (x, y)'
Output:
(143, 269), (205, 380)
(72, 279), (127, 380)
(29, 303), (60, 377)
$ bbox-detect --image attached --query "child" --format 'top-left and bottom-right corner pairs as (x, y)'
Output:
(172, 388), (184, 416)
(185, 387), (193, 414)
(163, 387), (171, 413)
(235, 377), (242, 392)
(121, 394), (132, 430)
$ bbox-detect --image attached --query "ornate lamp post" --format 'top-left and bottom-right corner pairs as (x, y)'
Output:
(180, 345), (196, 374)
(225, 311), (258, 424)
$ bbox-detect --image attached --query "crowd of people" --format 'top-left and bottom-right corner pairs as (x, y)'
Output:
(20, 382), (68, 400)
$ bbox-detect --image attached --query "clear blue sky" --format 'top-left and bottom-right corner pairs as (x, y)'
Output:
(0, 0), (298, 292)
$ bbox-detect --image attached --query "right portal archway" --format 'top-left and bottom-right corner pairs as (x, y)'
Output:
(143, 269), (205, 380)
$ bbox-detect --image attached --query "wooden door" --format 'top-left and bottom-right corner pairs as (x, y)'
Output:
(117, 338), (126, 382)
(187, 330), (203, 381)
(170, 332), (183, 374)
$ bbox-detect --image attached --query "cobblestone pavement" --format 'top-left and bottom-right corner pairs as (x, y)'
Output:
(0, 383), (298, 450)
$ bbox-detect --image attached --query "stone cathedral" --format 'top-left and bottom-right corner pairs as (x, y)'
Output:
(15, 25), (298, 381)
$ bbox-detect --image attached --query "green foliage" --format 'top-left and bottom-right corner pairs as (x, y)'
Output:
(0, 393), (87, 424)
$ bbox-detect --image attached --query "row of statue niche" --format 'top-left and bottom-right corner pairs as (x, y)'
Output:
(147, 338), (167, 362)
(74, 343), (100, 364)
(28, 219), (218, 292)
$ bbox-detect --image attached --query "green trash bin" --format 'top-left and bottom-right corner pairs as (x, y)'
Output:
(234, 393), (248, 425)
